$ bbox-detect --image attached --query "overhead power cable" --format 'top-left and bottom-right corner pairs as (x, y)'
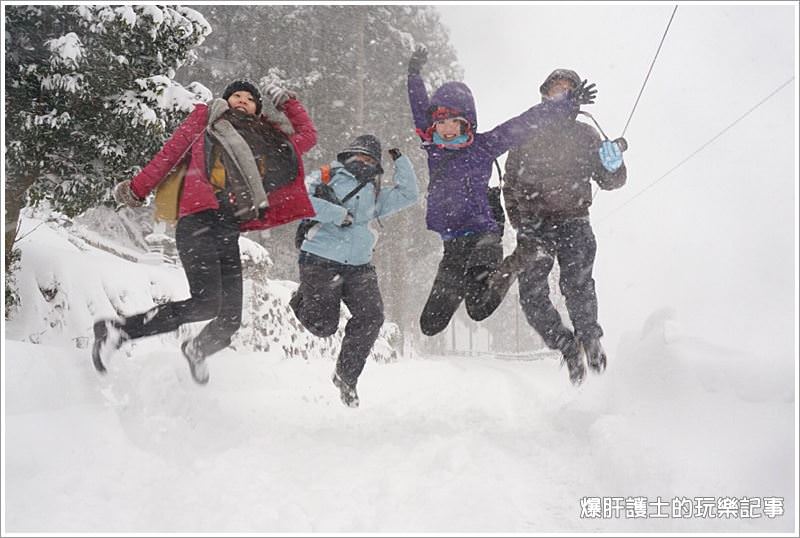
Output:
(621, 5), (679, 138)
(598, 77), (795, 224)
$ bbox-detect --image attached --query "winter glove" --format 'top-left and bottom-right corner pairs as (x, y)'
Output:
(571, 79), (597, 105)
(341, 212), (354, 227)
(388, 148), (402, 161)
(408, 45), (428, 75)
(598, 140), (624, 172)
(113, 180), (145, 208)
(265, 83), (296, 110)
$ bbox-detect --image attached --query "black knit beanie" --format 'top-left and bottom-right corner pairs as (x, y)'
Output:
(222, 80), (263, 115)
(336, 134), (384, 174)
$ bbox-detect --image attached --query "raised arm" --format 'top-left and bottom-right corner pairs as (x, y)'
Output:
(407, 45), (431, 132)
(479, 79), (597, 159)
(264, 82), (317, 155)
(282, 98), (317, 155)
(479, 99), (576, 160)
(375, 151), (420, 219)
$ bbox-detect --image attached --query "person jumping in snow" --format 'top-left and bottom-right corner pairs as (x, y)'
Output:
(290, 135), (419, 408)
(500, 68), (627, 386)
(93, 79), (317, 384)
(406, 45), (596, 338)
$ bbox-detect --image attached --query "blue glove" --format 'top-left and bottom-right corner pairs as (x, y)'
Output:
(599, 140), (624, 172)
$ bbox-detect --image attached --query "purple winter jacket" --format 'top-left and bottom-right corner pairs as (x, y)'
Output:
(408, 73), (577, 239)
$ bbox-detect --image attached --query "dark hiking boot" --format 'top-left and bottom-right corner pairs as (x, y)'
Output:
(91, 319), (129, 373)
(561, 340), (586, 386)
(181, 338), (209, 385)
(488, 250), (525, 288)
(332, 372), (359, 408)
(581, 337), (607, 373)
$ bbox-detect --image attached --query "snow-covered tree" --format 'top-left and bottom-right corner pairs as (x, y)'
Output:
(4, 5), (212, 274)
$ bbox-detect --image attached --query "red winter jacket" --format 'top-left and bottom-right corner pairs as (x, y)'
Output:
(130, 99), (317, 231)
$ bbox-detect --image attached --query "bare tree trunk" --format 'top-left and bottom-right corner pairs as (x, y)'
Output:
(5, 174), (35, 273)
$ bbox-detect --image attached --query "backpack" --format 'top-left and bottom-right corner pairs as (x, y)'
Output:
(488, 159), (505, 236)
(223, 109), (298, 194)
(217, 109), (299, 221)
(294, 165), (332, 248)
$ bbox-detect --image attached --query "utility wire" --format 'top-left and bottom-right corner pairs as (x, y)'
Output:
(598, 76), (795, 224)
(621, 5), (678, 138)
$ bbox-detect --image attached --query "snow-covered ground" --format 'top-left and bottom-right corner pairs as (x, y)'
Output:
(3, 214), (796, 533)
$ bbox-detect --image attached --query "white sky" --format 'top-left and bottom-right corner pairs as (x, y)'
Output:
(438, 2), (797, 371)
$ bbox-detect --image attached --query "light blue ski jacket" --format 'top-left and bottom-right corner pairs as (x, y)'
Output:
(299, 155), (419, 265)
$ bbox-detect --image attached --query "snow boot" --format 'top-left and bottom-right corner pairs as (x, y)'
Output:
(581, 337), (607, 373)
(561, 340), (586, 386)
(91, 319), (129, 373)
(181, 338), (209, 385)
(332, 372), (359, 408)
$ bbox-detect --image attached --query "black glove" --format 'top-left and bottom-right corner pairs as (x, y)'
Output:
(341, 212), (354, 227)
(571, 79), (597, 105)
(388, 148), (402, 161)
(408, 45), (428, 75)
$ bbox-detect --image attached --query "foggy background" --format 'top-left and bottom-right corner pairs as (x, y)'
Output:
(439, 3), (796, 372)
(4, 2), (795, 393)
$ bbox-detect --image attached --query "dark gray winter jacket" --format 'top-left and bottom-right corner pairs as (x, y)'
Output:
(503, 118), (626, 224)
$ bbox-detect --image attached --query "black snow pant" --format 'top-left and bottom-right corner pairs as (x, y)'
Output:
(290, 252), (385, 386)
(120, 203), (243, 359)
(419, 232), (505, 336)
(516, 216), (603, 352)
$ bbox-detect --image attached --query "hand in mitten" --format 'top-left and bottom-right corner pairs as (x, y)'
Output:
(388, 148), (402, 161)
(598, 140), (624, 172)
(265, 83), (296, 110)
(408, 45), (428, 75)
(114, 180), (144, 207)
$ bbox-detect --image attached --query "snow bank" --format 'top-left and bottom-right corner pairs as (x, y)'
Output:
(3, 214), (794, 533)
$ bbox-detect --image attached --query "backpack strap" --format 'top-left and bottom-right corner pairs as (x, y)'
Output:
(294, 165), (373, 248)
(493, 158), (503, 186)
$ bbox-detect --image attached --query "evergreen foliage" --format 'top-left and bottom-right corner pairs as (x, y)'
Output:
(5, 5), (211, 217)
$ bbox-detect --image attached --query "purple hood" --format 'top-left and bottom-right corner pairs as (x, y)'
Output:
(429, 81), (478, 129)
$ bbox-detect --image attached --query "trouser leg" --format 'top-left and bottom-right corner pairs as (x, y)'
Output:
(419, 241), (469, 336)
(556, 219), (602, 342)
(121, 211), (236, 351)
(337, 265), (384, 384)
(517, 235), (574, 352)
(191, 222), (243, 357)
(464, 233), (505, 321)
(291, 260), (343, 338)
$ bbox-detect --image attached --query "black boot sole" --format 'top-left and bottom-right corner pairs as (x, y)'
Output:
(91, 321), (108, 374)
